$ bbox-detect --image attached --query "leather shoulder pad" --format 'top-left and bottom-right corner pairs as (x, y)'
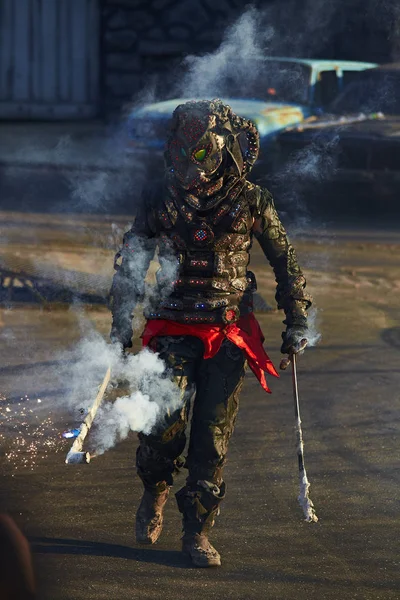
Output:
(254, 186), (274, 218)
(243, 181), (262, 212)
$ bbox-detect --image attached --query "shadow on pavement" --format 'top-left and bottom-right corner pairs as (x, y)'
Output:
(0, 278), (106, 307)
(381, 327), (400, 350)
(0, 360), (74, 376)
(29, 537), (189, 569)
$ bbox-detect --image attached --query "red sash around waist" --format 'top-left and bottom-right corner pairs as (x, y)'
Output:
(141, 313), (279, 393)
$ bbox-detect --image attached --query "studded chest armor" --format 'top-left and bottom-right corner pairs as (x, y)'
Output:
(145, 181), (258, 324)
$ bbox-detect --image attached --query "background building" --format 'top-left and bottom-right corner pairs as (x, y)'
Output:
(0, 0), (398, 120)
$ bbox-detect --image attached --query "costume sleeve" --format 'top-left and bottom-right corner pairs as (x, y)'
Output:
(109, 186), (158, 345)
(252, 187), (312, 328)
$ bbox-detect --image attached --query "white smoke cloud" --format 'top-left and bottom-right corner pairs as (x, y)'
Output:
(3, 123), (150, 214)
(177, 7), (273, 98)
(272, 130), (340, 231)
(286, 135), (340, 183)
(268, 132), (339, 348)
(173, 1), (349, 102)
(57, 131), (148, 213)
(305, 306), (322, 348)
(59, 330), (182, 456)
(93, 392), (160, 454)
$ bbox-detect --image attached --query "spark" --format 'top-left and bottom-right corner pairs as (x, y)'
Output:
(0, 393), (65, 471)
(62, 428), (80, 439)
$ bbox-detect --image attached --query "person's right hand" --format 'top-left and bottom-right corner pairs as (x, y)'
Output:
(110, 324), (133, 350)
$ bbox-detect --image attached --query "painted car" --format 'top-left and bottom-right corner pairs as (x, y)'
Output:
(273, 64), (400, 214)
(126, 57), (377, 178)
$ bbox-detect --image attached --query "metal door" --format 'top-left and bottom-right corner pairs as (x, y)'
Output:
(0, 0), (99, 119)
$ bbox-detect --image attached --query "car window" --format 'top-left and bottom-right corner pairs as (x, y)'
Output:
(314, 71), (340, 108)
(342, 70), (365, 88)
(330, 72), (400, 115)
(195, 60), (312, 105)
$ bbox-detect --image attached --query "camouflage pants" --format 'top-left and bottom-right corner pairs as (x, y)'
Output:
(136, 335), (246, 533)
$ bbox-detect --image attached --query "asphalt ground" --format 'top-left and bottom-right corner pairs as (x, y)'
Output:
(0, 211), (399, 600)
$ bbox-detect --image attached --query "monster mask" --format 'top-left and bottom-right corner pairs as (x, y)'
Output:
(165, 99), (259, 207)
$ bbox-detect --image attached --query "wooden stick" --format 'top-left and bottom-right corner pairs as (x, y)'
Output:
(65, 367), (111, 464)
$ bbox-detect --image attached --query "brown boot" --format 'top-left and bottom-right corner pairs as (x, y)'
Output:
(182, 532), (221, 567)
(135, 485), (170, 544)
(176, 480), (225, 567)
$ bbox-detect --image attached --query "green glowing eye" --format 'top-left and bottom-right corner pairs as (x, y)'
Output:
(194, 148), (207, 162)
(180, 147), (187, 158)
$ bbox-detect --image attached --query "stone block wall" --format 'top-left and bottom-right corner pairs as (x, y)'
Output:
(100, 0), (256, 116)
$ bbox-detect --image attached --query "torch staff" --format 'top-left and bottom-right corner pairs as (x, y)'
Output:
(65, 366), (111, 464)
(280, 349), (318, 523)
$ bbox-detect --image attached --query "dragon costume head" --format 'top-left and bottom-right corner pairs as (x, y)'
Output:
(165, 99), (259, 208)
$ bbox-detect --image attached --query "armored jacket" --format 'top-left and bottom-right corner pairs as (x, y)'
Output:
(110, 179), (312, 340)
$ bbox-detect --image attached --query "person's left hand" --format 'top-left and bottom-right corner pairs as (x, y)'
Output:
(280, 326), (308, 355)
